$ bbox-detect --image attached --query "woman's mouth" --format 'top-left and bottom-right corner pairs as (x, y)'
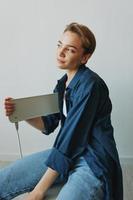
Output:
(57, 58), (65, 64)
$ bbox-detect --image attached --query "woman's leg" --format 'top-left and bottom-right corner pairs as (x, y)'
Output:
(0, 149), (66, 200)
(56, 156), (103, 200)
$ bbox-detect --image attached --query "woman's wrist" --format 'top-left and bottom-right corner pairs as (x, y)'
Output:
(32, 187), (46, 199)
(34, 167), (59, 196)
(34, 183), (48, 195)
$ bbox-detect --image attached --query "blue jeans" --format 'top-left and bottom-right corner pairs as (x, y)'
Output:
(0, 149), (103, 200)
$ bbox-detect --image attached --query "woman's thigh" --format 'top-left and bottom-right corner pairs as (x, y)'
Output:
(0, 149), (66, 200)
(56, 156), (103, 200)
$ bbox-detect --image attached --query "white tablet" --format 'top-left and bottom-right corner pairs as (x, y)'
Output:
(9, 93), (59, 123)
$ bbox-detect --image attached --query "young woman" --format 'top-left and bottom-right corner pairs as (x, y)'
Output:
(1, 22), (123, 200)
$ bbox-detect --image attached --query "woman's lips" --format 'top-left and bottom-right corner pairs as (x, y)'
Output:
(57, 58), (65, 64)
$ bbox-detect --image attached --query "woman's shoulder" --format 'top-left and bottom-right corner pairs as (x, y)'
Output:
(79, 66), (109, 95)
(81, 67), (104, 85)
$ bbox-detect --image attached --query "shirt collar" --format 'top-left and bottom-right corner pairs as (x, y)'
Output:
(58, 64), (87, 90)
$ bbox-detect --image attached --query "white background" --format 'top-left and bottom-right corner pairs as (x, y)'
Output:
(0, 0), (132, 160)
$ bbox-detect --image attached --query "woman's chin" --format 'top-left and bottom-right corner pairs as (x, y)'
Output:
(57, 64), (67, 70)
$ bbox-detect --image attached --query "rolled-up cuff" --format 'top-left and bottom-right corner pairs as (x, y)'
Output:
(41, 116), (52, 135)
(45, 147), (72, 175)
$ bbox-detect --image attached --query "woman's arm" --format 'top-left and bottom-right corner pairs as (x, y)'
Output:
(25, 168), (59, 200)
(26, 117), (45, 131)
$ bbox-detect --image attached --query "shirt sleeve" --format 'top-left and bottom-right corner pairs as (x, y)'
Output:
(45, 80), (103, 175)
(41, 113), (60, 135)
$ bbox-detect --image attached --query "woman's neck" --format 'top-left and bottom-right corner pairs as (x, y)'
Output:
(66, 68), (78, 87)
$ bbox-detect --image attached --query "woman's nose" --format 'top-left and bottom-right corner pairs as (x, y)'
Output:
(58, 47), (66, 57)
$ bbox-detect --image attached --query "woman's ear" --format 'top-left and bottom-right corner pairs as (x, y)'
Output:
(81, 53), (91, 64)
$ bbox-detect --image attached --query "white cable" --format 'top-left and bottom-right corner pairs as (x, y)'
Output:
(15, 122), (23, 159)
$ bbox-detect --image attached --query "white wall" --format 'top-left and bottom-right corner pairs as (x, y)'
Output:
(0, 0), (133, 160)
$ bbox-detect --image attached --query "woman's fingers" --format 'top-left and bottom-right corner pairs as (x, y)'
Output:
(4, 97), (15, 116)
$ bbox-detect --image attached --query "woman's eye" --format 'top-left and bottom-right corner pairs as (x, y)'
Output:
(57, 44), (76, 53)
(71, 49), (76, 53)
(66, 48), (70, 51)
(66, 48), (76, 53)
(57, 44), (61, 48)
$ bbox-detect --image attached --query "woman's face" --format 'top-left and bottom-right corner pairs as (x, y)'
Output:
(56, 31), (87, 70)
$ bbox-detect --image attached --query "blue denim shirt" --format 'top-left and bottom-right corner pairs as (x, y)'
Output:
(42, 65), (123, 200)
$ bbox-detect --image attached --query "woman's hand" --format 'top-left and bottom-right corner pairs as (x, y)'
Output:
(4, 97), (15, 116)
(25, 189), (46, 200)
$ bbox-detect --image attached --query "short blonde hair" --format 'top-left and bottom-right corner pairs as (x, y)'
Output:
(64, 22), (96, 55)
